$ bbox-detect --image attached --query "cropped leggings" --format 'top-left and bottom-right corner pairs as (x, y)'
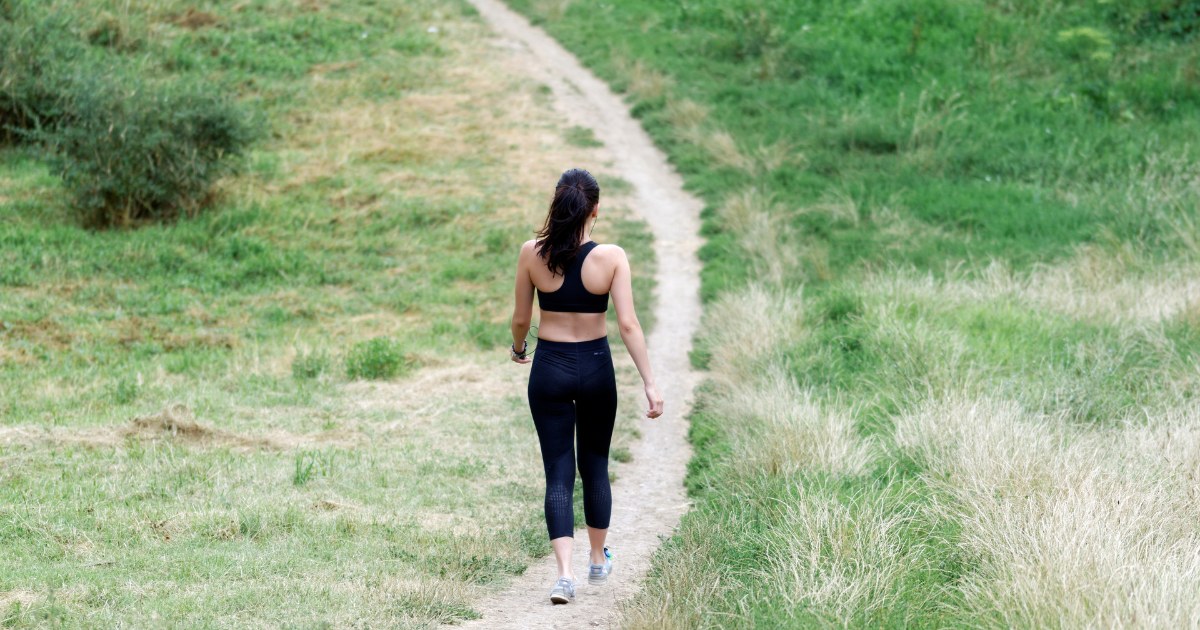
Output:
(527, 336), (617, 540)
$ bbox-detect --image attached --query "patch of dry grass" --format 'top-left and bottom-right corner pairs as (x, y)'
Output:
(893, 396), (1200, 626)
(865, 248), (1200, 326)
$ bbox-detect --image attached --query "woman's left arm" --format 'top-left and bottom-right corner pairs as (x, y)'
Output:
(510, 240), (536, 363)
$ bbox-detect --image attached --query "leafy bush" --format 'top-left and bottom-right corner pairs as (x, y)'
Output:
(345, 337), (411, 380)
(0, 14), (82, 142)
(1, 0), (256, 227)
(43, 76), (256, 228)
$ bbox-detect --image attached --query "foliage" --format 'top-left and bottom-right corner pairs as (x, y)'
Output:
(0, 0), (255, 227)
(0, 12), (82, 141)
(344, 337), (410, 380)
(43, 76), (255, 227)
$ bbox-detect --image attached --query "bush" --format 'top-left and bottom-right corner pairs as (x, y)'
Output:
(345, 337), (411, 380)
(0, 1), (256, 227)
(0, 14), (82, 142)
(43, 76), (256, 227)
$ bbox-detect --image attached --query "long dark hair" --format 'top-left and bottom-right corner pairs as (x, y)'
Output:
(536, 168), (600, 276)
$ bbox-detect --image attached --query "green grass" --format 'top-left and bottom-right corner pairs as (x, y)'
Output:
(0, 0), (655, 626)
(507, 0), (1200, 626)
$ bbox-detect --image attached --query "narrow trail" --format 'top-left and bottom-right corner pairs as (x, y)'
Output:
(457, 1), (704, 628)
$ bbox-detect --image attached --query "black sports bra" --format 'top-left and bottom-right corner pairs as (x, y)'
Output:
(537, 241), (609, 313)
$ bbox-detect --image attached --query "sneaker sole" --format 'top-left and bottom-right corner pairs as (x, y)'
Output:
(588, 573), (608, 585)
(550, 594), (571, 605)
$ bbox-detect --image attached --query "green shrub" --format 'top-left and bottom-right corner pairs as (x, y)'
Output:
(345, 337), (410, 380)
(0, 13), (82, 142)
(1, 0), (255, 227)
(43, 76), (256, 228)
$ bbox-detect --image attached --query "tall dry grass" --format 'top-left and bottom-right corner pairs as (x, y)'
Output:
(893, 396), (1200, 627)
(626, 223), (1200, 626)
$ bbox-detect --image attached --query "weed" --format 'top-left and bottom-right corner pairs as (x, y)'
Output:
(293, 449), (337, 487)
(109, 376), (141, 404)
(344, 337), (410, 380)
(292, 349), (330, 381)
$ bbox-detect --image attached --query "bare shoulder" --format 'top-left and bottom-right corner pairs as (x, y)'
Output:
(518, 239), (538, 259)
(592, 243), (627, 260)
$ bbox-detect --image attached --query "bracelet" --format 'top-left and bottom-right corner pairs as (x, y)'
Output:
(510, 341), (528, 360)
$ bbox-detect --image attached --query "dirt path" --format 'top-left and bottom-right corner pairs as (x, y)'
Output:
(456, 1), (704, 627)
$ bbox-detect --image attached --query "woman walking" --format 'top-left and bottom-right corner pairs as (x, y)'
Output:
(509, 168), (664, 604)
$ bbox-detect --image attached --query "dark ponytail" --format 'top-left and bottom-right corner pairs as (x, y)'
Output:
(536, 168), (600, 276)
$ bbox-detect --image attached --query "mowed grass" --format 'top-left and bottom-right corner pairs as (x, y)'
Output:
(508, 0), (1200, 627)
(0, 0), (654, 626)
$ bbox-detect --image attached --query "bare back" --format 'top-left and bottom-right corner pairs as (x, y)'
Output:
(515, 239), (619, 342)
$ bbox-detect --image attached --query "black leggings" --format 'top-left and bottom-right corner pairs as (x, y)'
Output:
(527, 336), (617, 540)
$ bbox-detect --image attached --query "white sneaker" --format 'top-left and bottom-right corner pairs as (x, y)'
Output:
(588, 546), (614, 585)
(549, 577), (575, 604)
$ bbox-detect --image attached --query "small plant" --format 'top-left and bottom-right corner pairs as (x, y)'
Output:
(293, 449), (337, 487)
(292, 349), (330, 381)
(344, 336), (410, 380)
(110, 376), (141, 404)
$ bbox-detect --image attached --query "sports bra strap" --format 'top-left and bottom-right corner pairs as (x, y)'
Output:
(537, 242), (609, 313)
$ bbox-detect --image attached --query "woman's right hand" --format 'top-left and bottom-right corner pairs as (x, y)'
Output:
(644, 384), (664, 419)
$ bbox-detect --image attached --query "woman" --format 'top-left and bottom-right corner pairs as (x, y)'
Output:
(509, 168), (664, 605)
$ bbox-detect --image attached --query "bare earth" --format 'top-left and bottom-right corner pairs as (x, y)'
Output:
(456, 0), (705, 628)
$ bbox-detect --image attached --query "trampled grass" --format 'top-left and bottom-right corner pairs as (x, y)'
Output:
(507, 0), (1200, 627)
(1, 0), (655, 626)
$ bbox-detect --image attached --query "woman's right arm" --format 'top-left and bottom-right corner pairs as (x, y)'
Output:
(510, 240), (536, 364)
(609, 247), (664, 419)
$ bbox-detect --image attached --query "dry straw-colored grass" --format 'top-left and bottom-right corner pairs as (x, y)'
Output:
(893, 396), (1200, 626)
(865, 248), (1200, 326)
(715, 188), (814, 284)
(703, 283), (804, 379)
(664, 97), (709, 130)
(701, 286), (871, 477)
(716, 365), (872, 479)
(681, 127), (804, 179)
(759, 493), (923, 623)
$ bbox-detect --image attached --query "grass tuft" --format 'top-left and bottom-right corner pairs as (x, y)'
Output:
(344, 337), (410, 381)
